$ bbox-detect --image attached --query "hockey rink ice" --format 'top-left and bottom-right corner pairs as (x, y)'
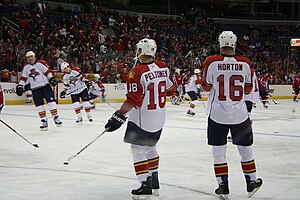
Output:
(0, 100), (299, 200)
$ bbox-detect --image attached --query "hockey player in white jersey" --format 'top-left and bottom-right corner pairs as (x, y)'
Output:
(88, 74), (106, 109)
(245, 70), (260, 121)
(60, 62), (93, 124)
(201, 31), (262, 199)
(105, 38), (175, 200)
(184, 68), (202, 116)
(16, 51), (62, 130)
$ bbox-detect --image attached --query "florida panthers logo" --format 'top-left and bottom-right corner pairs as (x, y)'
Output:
(29, 69), (40, 80)
(69, 76), (78, 85)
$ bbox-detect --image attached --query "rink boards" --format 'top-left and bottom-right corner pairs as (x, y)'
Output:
(1, 82), (295, 105)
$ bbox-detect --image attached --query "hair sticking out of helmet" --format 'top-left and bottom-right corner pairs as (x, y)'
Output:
(218, 31), (237, 50)
(25, 51), (35, 57)
(194, 69), (201, 74)
(61, 62), (70, 72)
(134, 38), (157, 60)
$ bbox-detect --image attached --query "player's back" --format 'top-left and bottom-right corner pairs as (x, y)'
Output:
(204, 55), (252, 124)
(127, 60), (173, 132)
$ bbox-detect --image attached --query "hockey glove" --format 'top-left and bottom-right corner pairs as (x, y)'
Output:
(16, 84), (24, 96)
(60, 90), (67, 99)
(49, 77), (57, 86)
(105, 111), (127, 132)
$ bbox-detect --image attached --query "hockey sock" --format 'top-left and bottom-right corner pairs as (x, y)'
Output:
(48, 102), (58, 116)
(131, 144), (150, 183)
(212, 145), (228, 184)
(237, 145), (257, 180)
(83, 101), (91, 113)
(145, 145), (159, 174)
(73, 102), (82, 119)
(25, 90), (32, 102)
(37, 105), (47, 120)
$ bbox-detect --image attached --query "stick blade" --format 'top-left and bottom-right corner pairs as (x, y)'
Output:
(63, 161), (69, 165)
(33, 143), (39, 148)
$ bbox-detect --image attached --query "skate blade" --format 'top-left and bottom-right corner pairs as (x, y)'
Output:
(40, 128), (48, 131)
(217, 194), (230, 200)
(248, 186), (261, 198)
(152, 189), (159, 196)
(76, 122), (83, 125)
(55, 124), (63, 127)
(186, 114), (195, 117)
(132, 194), (151, 200)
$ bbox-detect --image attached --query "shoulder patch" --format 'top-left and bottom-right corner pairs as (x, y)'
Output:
(129, 71), (135, 79)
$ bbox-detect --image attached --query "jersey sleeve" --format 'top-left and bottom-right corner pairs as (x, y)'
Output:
(125, 68), (145, 107)
(97, 81), (105, 91)
(19, 65), (29, 85)
(244, 66), (253, 95)
(37, 60), (53, 79)
(201, 56), (214, 91)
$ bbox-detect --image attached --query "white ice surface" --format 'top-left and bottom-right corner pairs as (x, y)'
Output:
(0, 100), (299, 200)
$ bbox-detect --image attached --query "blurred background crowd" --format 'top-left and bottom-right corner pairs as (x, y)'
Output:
(1, 0), (300, 84)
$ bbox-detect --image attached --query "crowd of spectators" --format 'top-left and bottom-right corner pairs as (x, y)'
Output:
(0, 0), (300, 84)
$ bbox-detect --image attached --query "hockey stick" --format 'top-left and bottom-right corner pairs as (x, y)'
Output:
(63, 129), (108, 165)
(269, 95), (278, 105)
(0, 119), (39, 148)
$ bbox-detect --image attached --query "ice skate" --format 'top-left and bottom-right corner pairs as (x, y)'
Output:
(215, 176), (229, 200)
(87, 114), (93, 122)
(90, 104), (96, 109)
(53, 116), (62, 127)
(152, 172), (160, 196)
(186, 110), (195, 117)
(227, 136), (232, 142)
(40, 119), (48, 131)
(76, 117), (83, 125)
(132, 177), (152, 200)
(245, 175), (263, 198)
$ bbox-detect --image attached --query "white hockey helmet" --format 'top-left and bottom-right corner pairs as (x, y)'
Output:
(25, 51), (35, 57)
(194, 69), (201, 74)
(94, 74), (100, 79)
(218, 31), (237, 49)
(61, 62), (70, 72)
(135, 38), (157, 59)
(175, 68), (181, 74)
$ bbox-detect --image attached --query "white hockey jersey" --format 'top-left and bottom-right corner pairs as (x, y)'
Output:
(89, 81), (105, 96)
(62, 70), (87, 95)
(245, 72), (260, 104)
(19, 60), (53, 89)
(203, 55), (253, 124)
(185, 74), (201, 93)
(126, 60), (173, 132)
